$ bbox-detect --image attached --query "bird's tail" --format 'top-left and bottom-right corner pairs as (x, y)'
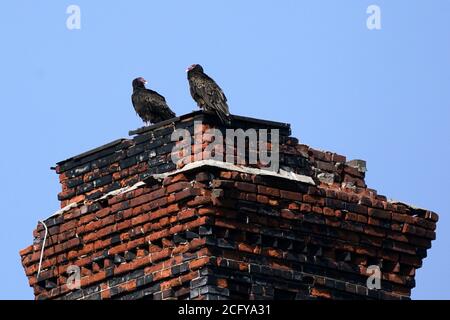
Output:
(216, 110), (232, 126)
(213, 101), (232, 126)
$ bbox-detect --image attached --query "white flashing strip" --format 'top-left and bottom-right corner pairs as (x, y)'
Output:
(98, 181), (147, 201)
(44, 161), (313, 222)
(45, 181), (147, 221)
(47, 202), (79, 219)
(388, 199), (427, 211)
(151, 159), (316, 185)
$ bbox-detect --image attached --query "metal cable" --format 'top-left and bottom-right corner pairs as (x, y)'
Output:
(37, 220), (48, 279)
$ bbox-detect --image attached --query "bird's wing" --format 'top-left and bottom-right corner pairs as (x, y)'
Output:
(131, 91), (148, 117)
(147, 89), (176, 119)
(190, 74), (230, 118)
(132, 89), (175, 120)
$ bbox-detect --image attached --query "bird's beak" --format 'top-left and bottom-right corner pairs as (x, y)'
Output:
(185, 68), (190, 73)
(144, 81), (148, 84)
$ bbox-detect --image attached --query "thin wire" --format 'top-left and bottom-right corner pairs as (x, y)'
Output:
(37, 220), (48, 279)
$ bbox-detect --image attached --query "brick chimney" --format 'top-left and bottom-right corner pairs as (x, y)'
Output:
(19, 111), (438, 300)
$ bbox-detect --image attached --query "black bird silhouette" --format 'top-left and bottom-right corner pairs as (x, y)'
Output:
(131, 77), (175, 125)
(186, 64), (231, 125)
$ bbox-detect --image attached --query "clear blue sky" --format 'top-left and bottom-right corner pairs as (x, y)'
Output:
(0, 0), (448, 300)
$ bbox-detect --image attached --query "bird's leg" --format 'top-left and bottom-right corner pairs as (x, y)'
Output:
(193, 103), (202, 113)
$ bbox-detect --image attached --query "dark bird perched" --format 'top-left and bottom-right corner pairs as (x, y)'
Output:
(186, 64), (231, 125)
(131, 77), (176, 125)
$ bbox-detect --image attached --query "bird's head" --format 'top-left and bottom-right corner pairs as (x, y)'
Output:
(186, 64), (203, 73)
(132, 77), (148, 89)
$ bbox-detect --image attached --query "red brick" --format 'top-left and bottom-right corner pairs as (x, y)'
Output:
(152, 268), (172, 281)
(303, 194), (324, 205)
(257, 195), (269, 204)
(257, 185), (280, 197)
(312, 206), (323, 214)
(368, 208), (391, 220)
(174, 188), (198, 202)
(235, 182), (257, 193)
(219, 171), (232, 179)
(150, 248), (171, 263)
(167, 181), (192, 194)
(189, 257), (210, 270)
(60, 219), (78, 233)
(323, 207), (334, 217)
(280, 190), (302, 201)
(281, 209), (297, 220)
(187, 196), (212, 207)
(101, 289), (111, 299)
(96, 207), (112, 218)
(300, 203), (312, 212)
(311, 288), (332, 299)
(131, 214), (150, 226)
(355, 246), (377, 257)
(177, 208), (197, 221)
(364, 226), (386, 238)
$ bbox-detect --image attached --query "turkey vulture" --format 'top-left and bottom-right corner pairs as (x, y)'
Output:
(186, 64), (231, 125)
(131, 77), (176, 125)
